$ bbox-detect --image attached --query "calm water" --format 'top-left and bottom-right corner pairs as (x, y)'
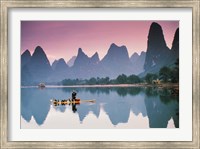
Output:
(21, 86), (179, 129)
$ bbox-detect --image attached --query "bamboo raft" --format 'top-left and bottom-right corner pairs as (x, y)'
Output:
(50, 98), (96, 106)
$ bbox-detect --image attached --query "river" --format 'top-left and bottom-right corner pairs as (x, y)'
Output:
(21, 86), (179, 129)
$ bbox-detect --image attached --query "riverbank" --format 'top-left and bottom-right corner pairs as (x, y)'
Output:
(21, 83), (179, 89)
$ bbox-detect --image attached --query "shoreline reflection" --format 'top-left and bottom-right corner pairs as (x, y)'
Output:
(21, 86), (179, 128)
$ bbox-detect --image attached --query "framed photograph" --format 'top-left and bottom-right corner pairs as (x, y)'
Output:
(1, 0), (199, 148)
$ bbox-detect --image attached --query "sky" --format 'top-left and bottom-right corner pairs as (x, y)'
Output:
(21, 21), (179, 64)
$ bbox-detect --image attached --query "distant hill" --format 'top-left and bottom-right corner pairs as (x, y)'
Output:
(130, 51), (146, 75)
(52, 60), (58, 70)
(100, 43), (133, 78)
(21, 46), (53, 85)
(70, 48), (100, 79)
(67, 56), (76, 67)
(50, 58), (70, 81)
(21, 49), (31, 67)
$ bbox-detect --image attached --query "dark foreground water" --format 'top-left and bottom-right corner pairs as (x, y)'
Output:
(21, 86), (179, 129)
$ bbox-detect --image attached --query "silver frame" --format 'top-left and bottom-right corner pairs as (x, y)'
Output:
(1, 0), (199, 148)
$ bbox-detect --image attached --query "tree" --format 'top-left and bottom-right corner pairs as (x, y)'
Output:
(103, 77), (110, 84)
(171, 59), (179, 83)
(127, 74), (141, 84)
(87, 77), (97, 85)
(159, 66), (171, 82)
(145, 73), (158, 84)
(116, 74), (127, 84)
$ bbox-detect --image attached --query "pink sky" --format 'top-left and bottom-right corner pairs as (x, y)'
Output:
(21, 21), (179, 64)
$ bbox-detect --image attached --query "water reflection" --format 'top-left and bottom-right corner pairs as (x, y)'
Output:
(144, 87), (179, 128)
(52, 100), (79, 113)
(21, 86), (179, 128)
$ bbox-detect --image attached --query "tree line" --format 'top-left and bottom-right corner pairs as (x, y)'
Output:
(61, 59), (179, 85)
(145, 59), (179, 84)
(61, 74), (142, 85)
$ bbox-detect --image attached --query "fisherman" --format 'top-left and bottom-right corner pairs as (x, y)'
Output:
(72, 103), (77, 113)
(71, 91), (77, 101)
(71, 91), (77, 112)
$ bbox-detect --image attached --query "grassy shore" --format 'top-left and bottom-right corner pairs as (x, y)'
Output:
(22, 83), (179, 89)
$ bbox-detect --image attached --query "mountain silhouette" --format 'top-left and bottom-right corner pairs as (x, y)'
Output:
(21, 46), (52, 85)
(170, 28), (179, 61)
(90, 52), (100, 64)
(172, 28), (179, 50)
(73, 48), (90, 68)
(71, 48), (100, 79)
(21, 22), (179, 84)
(130, 52), (139, 63)
(143, 22), (171, 74)
(21, 50), (32, 85)
(101, 43), (130, 66)
(130, 51), (146, 75)
(100, 43), (133, 78)
(67, 56), (76, 67)
(54, 58), (69, 71)
(52, 60), (58, 70)
(21, 49), (31, 67)
(50, 58), (69, 81)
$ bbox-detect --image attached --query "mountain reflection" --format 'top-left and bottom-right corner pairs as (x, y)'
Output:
(21, 86), (179, 128)
(21, 88), (51, 125)
(144, 87), (179, 128)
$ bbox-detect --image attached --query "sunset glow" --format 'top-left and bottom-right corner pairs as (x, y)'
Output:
(21, 21), (179, 63)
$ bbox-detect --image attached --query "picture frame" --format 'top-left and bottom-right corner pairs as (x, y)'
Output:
(0, 0), (199, 148)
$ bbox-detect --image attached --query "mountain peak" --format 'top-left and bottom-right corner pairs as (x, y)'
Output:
(73, 48), (89, 67)
(110, 43), (118, 47)
(91, 52), (99, 59)
(149, 22), (162, 34)
(22, 46), (52, 83)
(107, 43), (128, 56)
(58, 58), (65, 63)
(78, 48), (83, 54)
(22, 49), (31, 57)
(77, 48), (88, 57)
(21, 49), (31, 67)
(54, 58), (69, 70)
(132, 52), (139, 57)
(31, 46), (51, 65)
(101, 43), (131, 74)
(148, 22), (167, 47)
(110, 43), (126, 49)
(52, 59), (58, 64)
(34, 46), (44, 53)
(93, 52), (98, 56)
(151, 22), (161, 28)
(130, 52), (139, 63)
(172, 28), (179, 50)
(130, 52), (139, 60)
(31, 46), (48, 60)
(91, 52), (100, 63)
(57, 58), (68, 67)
